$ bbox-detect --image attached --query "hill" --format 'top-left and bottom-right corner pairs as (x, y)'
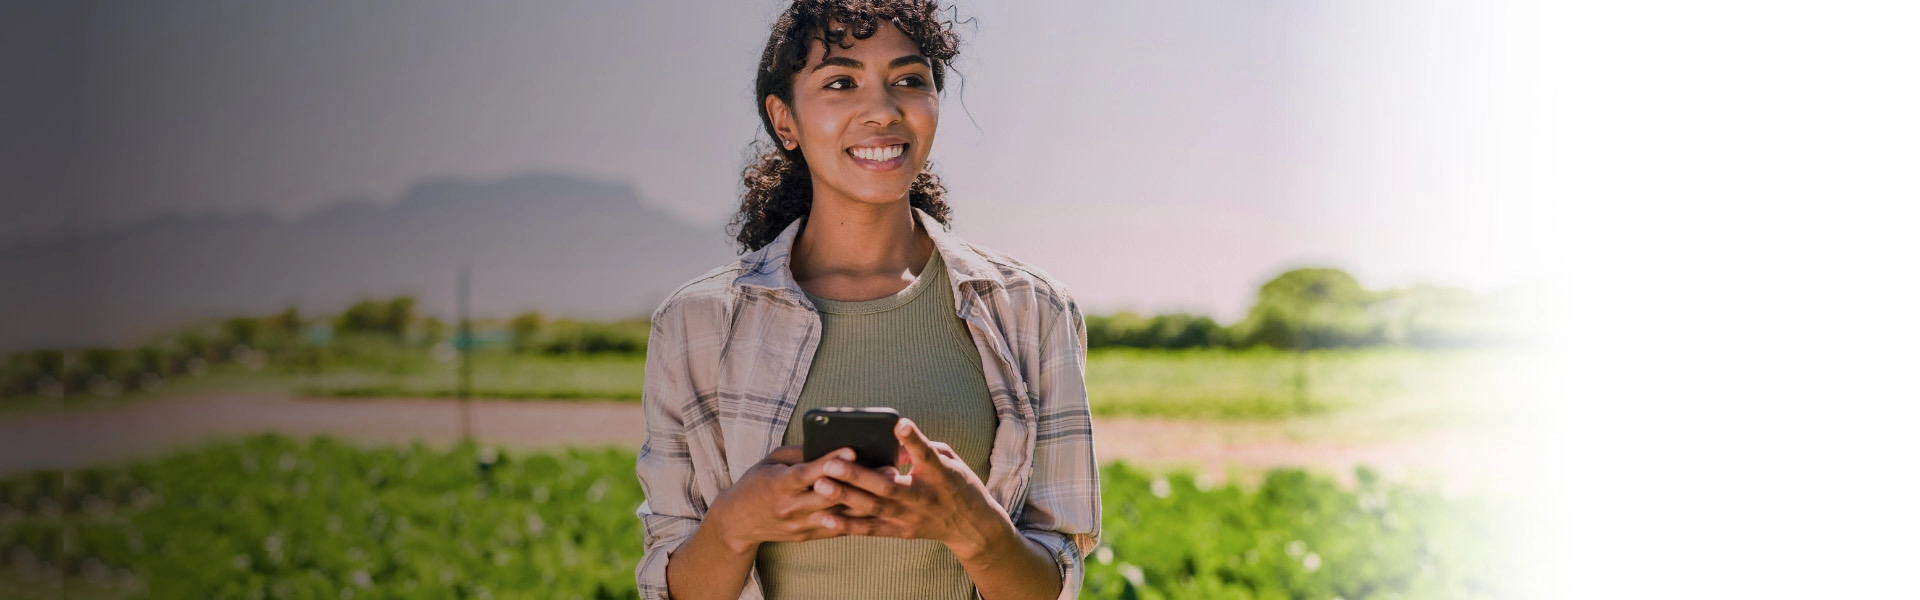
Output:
(0, 172), (737, 351)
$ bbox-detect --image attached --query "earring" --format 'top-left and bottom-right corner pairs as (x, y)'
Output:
(782, 138), (795, 149)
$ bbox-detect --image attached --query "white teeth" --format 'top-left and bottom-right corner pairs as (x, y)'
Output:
(851, 144), (903, 161)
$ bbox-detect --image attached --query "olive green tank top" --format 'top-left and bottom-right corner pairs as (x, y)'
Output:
(753, 246), (999, 600)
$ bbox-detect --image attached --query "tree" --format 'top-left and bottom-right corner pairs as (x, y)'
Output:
(1242, 268), (1377, 349)
(385, 297), (416, 339)
(1150, 313), (1227, 349)
(510, 311), (544, 352)
(223, 317), (261, 346)
(272, 307), (303, 335)
(336, 296), (416, 339)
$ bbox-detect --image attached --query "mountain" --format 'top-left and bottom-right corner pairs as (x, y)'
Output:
(0, 172), (740, 351)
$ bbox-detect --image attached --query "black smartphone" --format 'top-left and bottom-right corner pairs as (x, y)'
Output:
(801, 407), (900, 471)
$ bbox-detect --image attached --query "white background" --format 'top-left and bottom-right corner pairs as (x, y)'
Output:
(1545, 0), (1920, 596)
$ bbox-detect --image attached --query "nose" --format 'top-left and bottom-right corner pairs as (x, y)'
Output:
(857, 84), (904, 127)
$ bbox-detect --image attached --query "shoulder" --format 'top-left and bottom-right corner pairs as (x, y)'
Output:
(649, 259), (746, 328)
(963, 239), (1080, 317)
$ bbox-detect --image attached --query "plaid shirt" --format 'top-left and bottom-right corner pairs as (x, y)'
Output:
(634, 206), (1101, 600)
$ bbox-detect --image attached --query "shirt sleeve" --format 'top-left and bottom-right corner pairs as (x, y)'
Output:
(633, 299), (708, 600)
(1013, 294), (1102, 600)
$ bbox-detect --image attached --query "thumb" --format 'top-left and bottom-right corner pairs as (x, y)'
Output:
(895, 417), (935, 465)
(890, 441), (910, 478)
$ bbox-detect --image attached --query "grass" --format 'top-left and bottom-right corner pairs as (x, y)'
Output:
(293, 352), (647, 400)
(1086, 347), (1544, 441)
(1087, 347), (1396, 419)
(0, 365), (293, 417)
(1, 434), (1533, 599)
(5, 346), (1546, 447)
(294, 347), (1540, 424)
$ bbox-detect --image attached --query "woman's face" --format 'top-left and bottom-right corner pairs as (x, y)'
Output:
(768, 21), (939, 208)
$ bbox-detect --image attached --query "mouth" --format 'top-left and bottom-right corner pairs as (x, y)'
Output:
(846, 143), (908, 172)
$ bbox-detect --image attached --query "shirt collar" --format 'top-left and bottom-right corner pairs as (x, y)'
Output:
(733, 206), (1006, 303)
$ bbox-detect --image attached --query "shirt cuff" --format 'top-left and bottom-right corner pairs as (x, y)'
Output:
(635, 502), (701, 600)
(1017, 528), (1085, 600)
(635, 533), (694, 600)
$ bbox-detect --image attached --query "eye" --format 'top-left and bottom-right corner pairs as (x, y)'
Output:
(894, 74), (928, 88)
(825, 77), (854, 90)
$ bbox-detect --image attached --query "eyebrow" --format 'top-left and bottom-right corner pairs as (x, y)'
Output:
(810, 54), (932, 73)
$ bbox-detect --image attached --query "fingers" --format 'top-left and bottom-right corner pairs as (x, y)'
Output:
(812, 476), (892, 518)
(779, 509), (847, 541)
(822, 455), (904, 500)
(928, 440), (958, 460)
(784, 447), (857, 489)
(895, 417), (936, 466)
(816, 458), (911, 515)
(809, 510), (840, 531)
(831, 515), (910, 539)
(794, 511), (905, 541)
(775, 481), (847, 518)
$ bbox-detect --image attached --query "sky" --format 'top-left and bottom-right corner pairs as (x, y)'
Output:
(4, 0), (1556, 321)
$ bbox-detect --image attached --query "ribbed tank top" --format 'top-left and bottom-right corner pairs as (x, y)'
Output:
(753, 246), (999, 600)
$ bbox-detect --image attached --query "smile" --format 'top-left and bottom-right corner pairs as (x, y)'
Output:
(846, 143), (907, 171)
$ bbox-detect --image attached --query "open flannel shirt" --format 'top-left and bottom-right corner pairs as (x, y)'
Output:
(634, 206), (1102, 600)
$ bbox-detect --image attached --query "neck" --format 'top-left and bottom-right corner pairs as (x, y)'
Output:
(791, 197), (933, 281)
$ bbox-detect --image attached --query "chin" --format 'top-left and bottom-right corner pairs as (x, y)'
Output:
(825, 164), (923, 205)
(845, 190), (915, 206)
(840, 182), (919, 205)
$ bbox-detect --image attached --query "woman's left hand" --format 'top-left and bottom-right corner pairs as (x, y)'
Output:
(810, 417), (1013, 555)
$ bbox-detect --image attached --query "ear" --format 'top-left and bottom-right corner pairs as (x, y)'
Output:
(765, 94), (798, 149)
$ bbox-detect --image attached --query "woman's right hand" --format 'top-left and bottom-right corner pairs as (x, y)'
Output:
(707, 444), (858, 554)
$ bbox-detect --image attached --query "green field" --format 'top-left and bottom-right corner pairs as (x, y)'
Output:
(1085, 347), (1535, 423)
(1, 435), (1524, 600)
(272, 347), (1538, 431)
(296, 353), (649, 401)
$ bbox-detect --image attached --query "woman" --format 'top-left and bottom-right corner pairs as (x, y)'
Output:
(633, 2), (1099, 599)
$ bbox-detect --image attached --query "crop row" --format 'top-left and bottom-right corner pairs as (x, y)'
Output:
(0, 435), (1517, 599)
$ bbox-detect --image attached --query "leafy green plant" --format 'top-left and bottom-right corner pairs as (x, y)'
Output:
(2, 436), (1520, 599)
(1086, 463), (1516, 599)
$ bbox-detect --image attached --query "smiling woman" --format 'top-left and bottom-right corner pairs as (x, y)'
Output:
(728, 1), (961, 258)
(632, 2), (1101, 600)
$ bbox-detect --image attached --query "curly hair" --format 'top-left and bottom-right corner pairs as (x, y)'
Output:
(727, 0), (967, 254)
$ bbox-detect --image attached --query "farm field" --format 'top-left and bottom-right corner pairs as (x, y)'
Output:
(1084, 347), (1541, 443)
(299, 346), (1542, 446)
(1, 345), (1552, 598)
(40, 348), (1542, 442)
(0, 434), (1535, 600)
(298, 353), (649, 401)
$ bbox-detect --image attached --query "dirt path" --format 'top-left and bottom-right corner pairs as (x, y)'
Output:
(0, 392), (1548, 490)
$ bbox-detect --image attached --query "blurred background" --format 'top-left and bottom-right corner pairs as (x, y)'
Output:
(4, 0), (1916, 599)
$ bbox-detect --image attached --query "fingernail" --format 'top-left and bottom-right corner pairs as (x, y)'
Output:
(826, 461), (844, 476)
(815, 480), (834, 495)
(822, 516), (837, 528)
(839, 449), (855, 460)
